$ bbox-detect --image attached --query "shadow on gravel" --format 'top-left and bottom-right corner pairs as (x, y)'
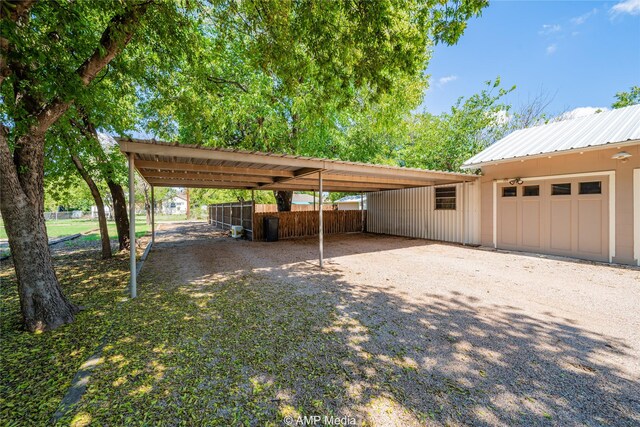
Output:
(52, 222), (639, 426)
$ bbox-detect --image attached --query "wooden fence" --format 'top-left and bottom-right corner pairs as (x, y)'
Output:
(253, 210), (366, 241)
(255, 204), (333, 213)
(208, 202), (254, 239)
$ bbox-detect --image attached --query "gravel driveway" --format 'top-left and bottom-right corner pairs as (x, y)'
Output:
(142, 221), (640, 426)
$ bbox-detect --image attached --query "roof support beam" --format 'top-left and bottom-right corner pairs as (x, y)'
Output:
(135, 160), (295, 178)
(257, 167), (323, 189)
(293, 174), (434, 187)
(146, 179), (258, 189)
(141, 170), (274, 183)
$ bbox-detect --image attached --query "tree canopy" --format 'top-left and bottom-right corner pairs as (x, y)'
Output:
(612, 86), (640, 109)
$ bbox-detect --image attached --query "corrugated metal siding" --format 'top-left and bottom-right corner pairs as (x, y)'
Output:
(367, 182), (481, 244)
(463, 105), (640, 168)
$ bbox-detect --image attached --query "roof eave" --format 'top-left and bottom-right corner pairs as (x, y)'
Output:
(462, 138), (640, 170)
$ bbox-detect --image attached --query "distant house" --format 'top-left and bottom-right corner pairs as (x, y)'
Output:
(334, 195), (366, 210)
(163, 193), (188, 215)
(91, 205), (112, 219)
(292, 193), (320, 205)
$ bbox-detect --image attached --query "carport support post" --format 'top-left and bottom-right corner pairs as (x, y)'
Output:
(151, 185), (155, 245)
(128, 153), (137, 298)
(361, 192), (364, 232)
(319, 171), (323, 268)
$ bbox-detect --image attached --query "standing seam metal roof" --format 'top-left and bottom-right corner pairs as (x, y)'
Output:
(462, 104), (640, 168)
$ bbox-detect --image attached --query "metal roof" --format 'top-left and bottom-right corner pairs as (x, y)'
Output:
(334, 195), (366, 203)
(118, 138), (477, 192)
(462, 104), (640, 169)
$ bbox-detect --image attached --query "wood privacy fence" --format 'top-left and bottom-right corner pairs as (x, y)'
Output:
(255, 204), (333, 213)
(253, 210), (366, 241)
(208, 202), (254, 239)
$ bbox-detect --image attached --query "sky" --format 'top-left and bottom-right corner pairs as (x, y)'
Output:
(419, 0), (640, 117)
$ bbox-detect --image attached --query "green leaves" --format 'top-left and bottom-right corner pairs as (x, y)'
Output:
(612, 86), (640, 109)
(399, 78), (514, 171)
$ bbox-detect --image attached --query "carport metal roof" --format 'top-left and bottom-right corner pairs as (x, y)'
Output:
(117, 138), (477, 192)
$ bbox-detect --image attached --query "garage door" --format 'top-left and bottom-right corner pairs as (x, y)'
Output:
(497, 176), (609, 261)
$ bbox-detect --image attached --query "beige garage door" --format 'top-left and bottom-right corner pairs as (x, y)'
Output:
(497, 176), (609, 261)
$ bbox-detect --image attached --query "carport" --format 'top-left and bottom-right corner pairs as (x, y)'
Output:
(118, 138), (474, 297)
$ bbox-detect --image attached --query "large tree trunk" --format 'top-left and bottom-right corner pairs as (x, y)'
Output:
(274, 190), (293, 212)
(0, 2), (150, 331)
(142, 182), (151, 225)
(0, 131), (80, 332)
(107, 179), (130, 251)
(68, 152), (112, 259)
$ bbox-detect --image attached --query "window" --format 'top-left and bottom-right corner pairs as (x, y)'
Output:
(523, 185), (540, 197)
(502, 187), (517, 197)
(551, 183), (571, 195)
(435, 187), (456, 210)
(579, 181), (601, 194)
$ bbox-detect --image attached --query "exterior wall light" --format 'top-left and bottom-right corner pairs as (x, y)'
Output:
(611, 151), (632, 161)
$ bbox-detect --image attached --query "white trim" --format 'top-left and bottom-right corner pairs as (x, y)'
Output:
(609, 173), (616, 263)
(496, 170), (615, 183)
(634, 169), (640, 266)
(495, 170), (616, 263)
(492, 180), (497, 248)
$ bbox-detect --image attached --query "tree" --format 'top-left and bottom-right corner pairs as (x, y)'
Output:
(1, 1), (159, 331)
(399, 78), (514, 171)
(136, 1), (489, 210)
(612, 86), (640, 109)
(2, 0), (487, 331)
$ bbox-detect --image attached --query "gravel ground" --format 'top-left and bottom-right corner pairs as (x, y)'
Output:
(140, 221), (640, 426)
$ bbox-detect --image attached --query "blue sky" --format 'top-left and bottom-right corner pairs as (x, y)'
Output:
(420, 0), (640, 116)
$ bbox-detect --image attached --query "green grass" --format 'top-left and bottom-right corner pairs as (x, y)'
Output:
(0, 215), (190, 240)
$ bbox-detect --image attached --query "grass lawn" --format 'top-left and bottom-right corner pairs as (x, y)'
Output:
(0, 246), (351, 426)
(0, 215), (188, 240)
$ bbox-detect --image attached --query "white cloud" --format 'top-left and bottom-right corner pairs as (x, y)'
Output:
(610, 0), (640, 16)
(437, 75), (458, 86)
(546, 44), (558, 55)
(558, 107), (609, 121)
(571, 9), (597, 25)
(539, 24), (561, 35)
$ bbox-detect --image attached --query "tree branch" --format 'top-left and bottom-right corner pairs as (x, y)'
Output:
(1, 0), (37, 85)
(2, 0), (37, 23)
(208, 76), (249, 93)
(31, 1), (152, 136)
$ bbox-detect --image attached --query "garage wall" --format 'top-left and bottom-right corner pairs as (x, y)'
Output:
(477, 142), (640, 265)
(367, 181), (480, 244)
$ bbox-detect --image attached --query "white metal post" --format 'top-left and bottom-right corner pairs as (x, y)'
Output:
(151, 185), (155, 245)
(128, 153), (137, 298)
(361, 192), (364, 232)
(251, 190), (255, 241)
(240, 199), (244, 229)
(313, 191), (316, 211)
(319, 172), (323, 269)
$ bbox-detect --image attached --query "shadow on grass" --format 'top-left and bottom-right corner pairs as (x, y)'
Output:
(48, 223), (640, 426)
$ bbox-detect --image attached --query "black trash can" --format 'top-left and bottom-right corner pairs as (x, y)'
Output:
(263, 216), (279, 242)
